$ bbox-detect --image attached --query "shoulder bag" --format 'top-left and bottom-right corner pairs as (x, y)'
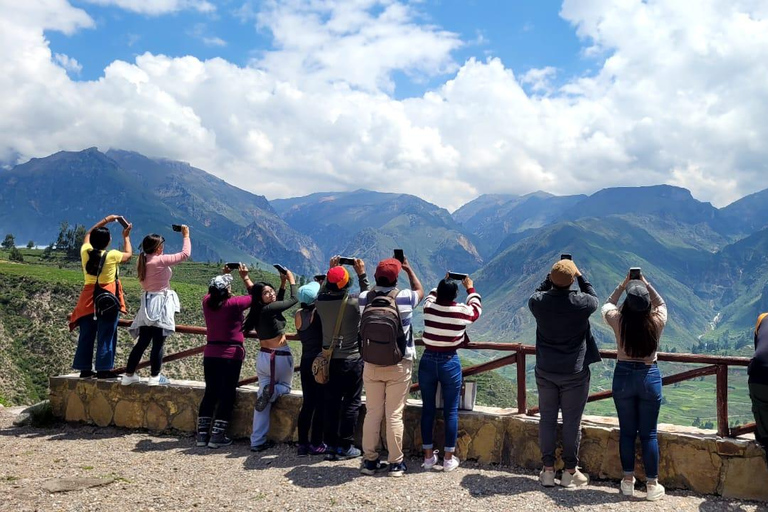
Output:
(312, 294), (348, 384)
(92, 251), (122, 319)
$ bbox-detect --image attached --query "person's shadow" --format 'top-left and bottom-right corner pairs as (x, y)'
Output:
(282, 463), (361, 488)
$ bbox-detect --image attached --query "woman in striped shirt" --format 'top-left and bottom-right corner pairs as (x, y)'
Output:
(419, 275), (482, 472)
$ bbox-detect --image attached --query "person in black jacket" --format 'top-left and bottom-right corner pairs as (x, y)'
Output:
(749, 313), (768, 468)
(528, 258), (601, 488)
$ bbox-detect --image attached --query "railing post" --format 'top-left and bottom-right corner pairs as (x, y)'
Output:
(516, 351), (526, 414)
(716, 364), (729, 437)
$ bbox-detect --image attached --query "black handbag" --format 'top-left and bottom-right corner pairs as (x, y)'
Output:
(92, 252), (122, 319)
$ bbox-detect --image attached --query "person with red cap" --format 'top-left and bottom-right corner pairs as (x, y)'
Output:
(315, 256), (370, 461)
(358, 256), (423, 478)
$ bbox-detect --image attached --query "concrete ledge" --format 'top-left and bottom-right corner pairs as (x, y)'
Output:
(49, 375), (768, 501)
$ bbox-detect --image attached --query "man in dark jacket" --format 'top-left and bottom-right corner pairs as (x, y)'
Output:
(749, 313), (768, 468)
(528, 258), (600, 488)
(315, 256), (369, 461)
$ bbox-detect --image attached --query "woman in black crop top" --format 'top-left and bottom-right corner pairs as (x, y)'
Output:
(244, 268), (298, 452)
(294, 281), (327, 456)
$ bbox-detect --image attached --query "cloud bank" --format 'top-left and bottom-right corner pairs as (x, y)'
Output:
(1, 0), (767, 210)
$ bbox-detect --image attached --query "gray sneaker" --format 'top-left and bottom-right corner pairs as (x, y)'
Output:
(539, 468), (555, 487)
(560, 468), (589, 488)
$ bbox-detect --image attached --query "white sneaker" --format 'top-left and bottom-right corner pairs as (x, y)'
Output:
(422, 450), (439, 470)
(559, 468), (589, 488)
(646, 482), (665, 501)
(121, 373), (141, 386)
(443, 456), (460, 472)
(539, 468), (555, 487)
(621, 476), (636, 497)
(147, 374), (170, 386)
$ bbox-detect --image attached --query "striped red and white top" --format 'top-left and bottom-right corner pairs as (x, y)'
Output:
(422, 287), (482, 352)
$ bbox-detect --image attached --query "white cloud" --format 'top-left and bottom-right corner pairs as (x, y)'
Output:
(81, 0), (215, 15)
(202, 36), (227, 47)
(0, 0), (767, 211)
(54, 53), (82, 75)
(188, 23), (227, 47)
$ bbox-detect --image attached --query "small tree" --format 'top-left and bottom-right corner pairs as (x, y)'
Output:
(26, 240), (34, 249)
(2, 234), (15, 250)
(8, 246), (23, 262)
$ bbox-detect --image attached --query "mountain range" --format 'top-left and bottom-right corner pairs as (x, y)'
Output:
(3, 148), (768, 351)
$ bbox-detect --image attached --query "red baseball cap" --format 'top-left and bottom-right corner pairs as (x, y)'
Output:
(375, 258), (402, 285)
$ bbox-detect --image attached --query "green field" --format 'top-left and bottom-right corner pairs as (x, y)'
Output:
(0, 248), (757, 430)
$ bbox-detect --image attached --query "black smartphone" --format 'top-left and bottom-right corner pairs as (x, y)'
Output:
(629, 267), (642, 280)
(226, 262), (241, 270)
(447, 271), (468, 281)
(560, 253), (572, 260)
(338, 257), (356, 265)
(116, 216), (129, 229)
(313, 274), (326, 283)
(172, 224), (182, 232)
(273, 263), (288, 275)
(393, 249), (404, 263)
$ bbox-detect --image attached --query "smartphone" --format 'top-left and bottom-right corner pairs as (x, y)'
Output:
(629, 267), (642, 280)
(273, 263), (288, 275)
(447, 271), (468, 281)
(393, 249), (404, 263)
(116, 216), (129, 229)
(226, 262), (241, 270)
(313, 274), (326, 283)
(338, 257), (356, 265)
(560, 253), (572, 260)
(172, 224), (182, 232)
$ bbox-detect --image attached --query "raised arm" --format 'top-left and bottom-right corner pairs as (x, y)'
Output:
(120, 223), (133, 262)
(83, 215), (117, 245)
(154, 227), (191, 266)
(402, 257), (424, 302)
(263, 270), (298, 312)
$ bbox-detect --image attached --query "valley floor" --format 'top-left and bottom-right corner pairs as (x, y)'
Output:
(0, 407), (764, 512)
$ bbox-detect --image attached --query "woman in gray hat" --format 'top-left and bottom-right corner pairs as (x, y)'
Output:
(602, 270), (667, 501)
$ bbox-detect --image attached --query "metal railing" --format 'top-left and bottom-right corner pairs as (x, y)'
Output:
(113, 319), (756, 439)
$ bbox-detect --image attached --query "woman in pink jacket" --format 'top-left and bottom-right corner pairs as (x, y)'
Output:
(122, 225), (191, 386)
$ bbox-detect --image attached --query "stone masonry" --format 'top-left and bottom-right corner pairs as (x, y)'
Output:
(49, 375), (768, 502)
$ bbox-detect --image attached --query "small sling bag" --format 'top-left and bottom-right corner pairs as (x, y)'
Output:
(311, 294), (348, 384)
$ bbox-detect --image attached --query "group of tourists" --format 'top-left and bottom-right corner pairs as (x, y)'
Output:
(67, 214), (768, 502)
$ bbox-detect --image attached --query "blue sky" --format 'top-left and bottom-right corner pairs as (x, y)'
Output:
(48, 0), (589, 98)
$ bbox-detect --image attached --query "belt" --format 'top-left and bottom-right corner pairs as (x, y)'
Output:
(260, 347), (291, 355)
(260, 347), (290, 396)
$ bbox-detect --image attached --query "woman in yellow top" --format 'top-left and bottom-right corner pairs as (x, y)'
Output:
(69, 215), (133, 378)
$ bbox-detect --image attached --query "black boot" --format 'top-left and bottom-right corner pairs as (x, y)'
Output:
(196, 416), (212, 447)
(208, 420), (232, 448)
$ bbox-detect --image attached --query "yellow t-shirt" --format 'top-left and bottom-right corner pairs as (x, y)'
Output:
(80, 243), (123, 285)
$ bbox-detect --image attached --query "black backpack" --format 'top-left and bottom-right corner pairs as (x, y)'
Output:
(360, 289), (406, 366)
(92, 252), (122, 319)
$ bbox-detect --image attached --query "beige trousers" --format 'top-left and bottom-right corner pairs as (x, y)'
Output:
(362, 359), (413, 463)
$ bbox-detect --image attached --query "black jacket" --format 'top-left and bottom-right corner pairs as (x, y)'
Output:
(528, 275), (601, 374)
(749, 313), (768, 385)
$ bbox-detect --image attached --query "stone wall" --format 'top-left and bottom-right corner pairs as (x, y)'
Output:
(49, 375), (768, 502)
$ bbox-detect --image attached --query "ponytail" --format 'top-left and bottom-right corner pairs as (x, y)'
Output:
(85, 227), (111, 276)
(137, 234), (164, 282)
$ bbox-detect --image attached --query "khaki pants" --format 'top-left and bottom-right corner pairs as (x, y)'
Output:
(362, 359), (413, 463)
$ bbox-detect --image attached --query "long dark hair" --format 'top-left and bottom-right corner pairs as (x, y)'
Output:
(85, 227), (111, 276)
(619, 302), (659, 358)
(242, 282), (273, 333)
(207, 285), (230, 311)
(437, 278), (459, 303)
(137, 234), (164, 282)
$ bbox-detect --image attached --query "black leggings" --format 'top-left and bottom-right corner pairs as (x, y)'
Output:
(126, 326), (166, 376)
(298, 356), (325, 446)
(198, 357), (243, 423)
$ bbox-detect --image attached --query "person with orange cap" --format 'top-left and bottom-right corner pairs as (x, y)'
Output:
(528, 257), (600, 489)
(314, 256), (370, 461)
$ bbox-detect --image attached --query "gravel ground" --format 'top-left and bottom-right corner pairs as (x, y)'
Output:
(1, 408), (766, 512)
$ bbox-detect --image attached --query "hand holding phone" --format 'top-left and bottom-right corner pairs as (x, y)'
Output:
(393, 249), (404, 263)
(117, 216), (130, 229)
(226, 262), (241, 270)
(172, 224), (182, 232)
(314, 274), (326, 283)
(447, 271), (468, 281)
(629, 267), (642, 280)
(273, 263), (288, 275)
(560, 253), (572, 261)
(338, 256), (356, 266)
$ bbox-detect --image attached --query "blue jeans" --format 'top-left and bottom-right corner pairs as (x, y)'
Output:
(612, 361), (662, 478)
(250, 348), (294, 447)
(419, 350), (462, 452)
(73, 314), (120, 372)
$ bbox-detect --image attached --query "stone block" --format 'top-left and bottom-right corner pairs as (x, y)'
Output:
(114, 400), (144, 429)
(88, 392), (113, 427)
(170, 407), (196, 432)
(145, 402), (168, 431)
(64, 395), (86, 423)
(720, 455), (768, 501)
(659, 436), (721, 494)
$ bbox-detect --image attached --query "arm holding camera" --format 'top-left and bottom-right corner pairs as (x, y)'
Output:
(155, 225), (191, 266)
(402, 256), (424, 302)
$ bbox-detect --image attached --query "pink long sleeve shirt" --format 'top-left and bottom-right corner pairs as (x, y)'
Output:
(140, 237), (191, 292)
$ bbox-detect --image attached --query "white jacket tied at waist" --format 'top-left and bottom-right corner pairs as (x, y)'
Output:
(129, 290), (180, 338)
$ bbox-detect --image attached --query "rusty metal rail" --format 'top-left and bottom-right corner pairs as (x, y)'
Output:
(114, 320), (755, 439)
